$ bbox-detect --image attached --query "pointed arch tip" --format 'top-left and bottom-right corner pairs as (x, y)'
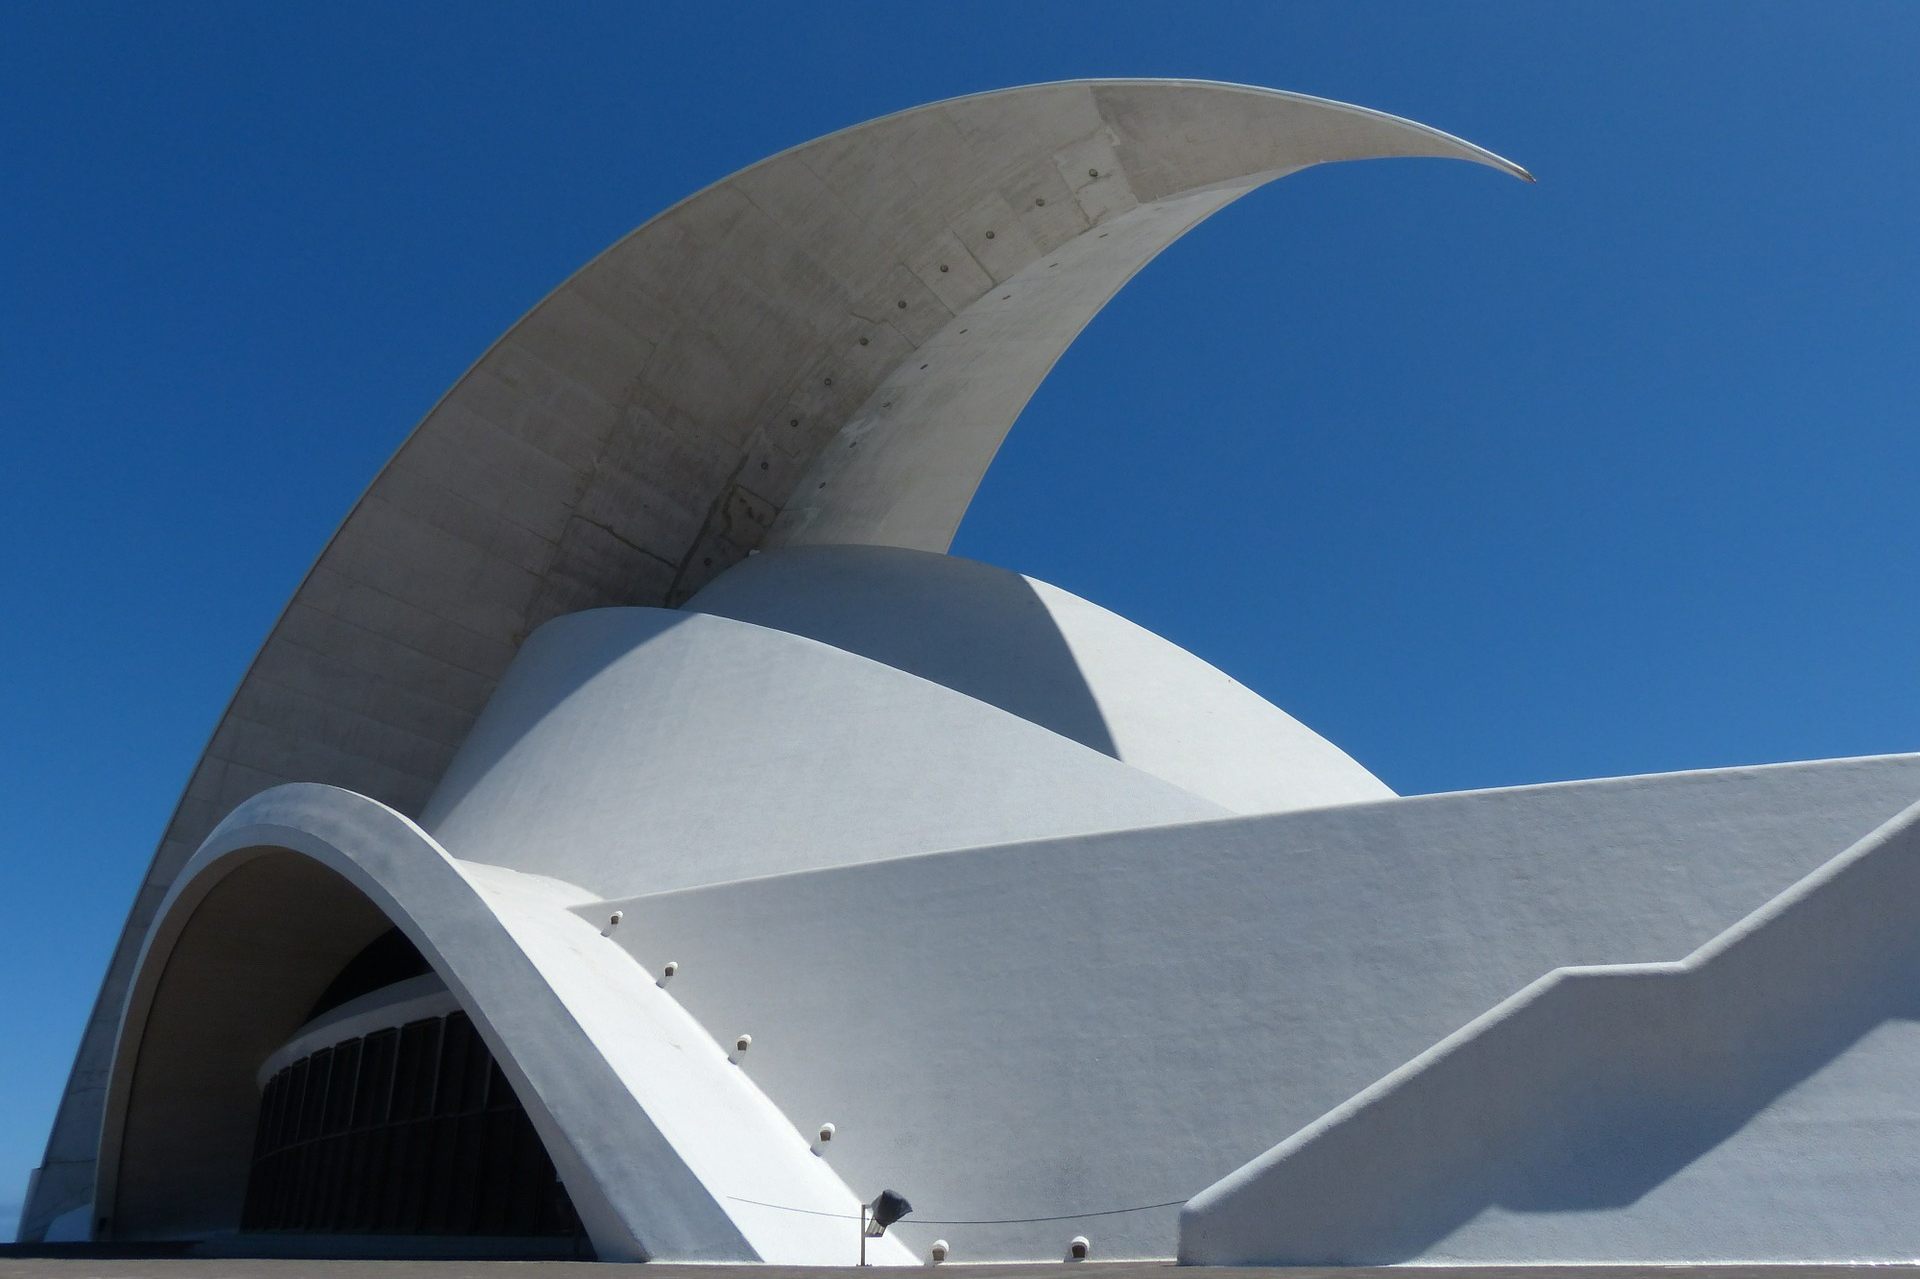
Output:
(1454, 139), (1533, 183)
(925, 77), (1536, 184)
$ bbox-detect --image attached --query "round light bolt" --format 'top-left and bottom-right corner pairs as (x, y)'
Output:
(735, 1033), (752, 1055)
(1068, 1235), (1090, 1261)
(929, 1240), (949, 1264)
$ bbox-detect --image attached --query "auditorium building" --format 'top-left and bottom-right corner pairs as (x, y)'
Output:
(21, 79), (1920, 1266)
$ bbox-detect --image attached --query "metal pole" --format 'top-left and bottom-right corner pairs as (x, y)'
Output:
(860, 1205), (868, 1267)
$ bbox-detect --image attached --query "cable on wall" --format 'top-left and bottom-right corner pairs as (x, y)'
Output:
(726, 1195), (1187, 1224)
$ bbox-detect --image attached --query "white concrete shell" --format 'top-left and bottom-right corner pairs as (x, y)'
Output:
(34, 70), (1920, 1268)
(419, 604), (1228, 897)
(27, 80), (1526, 1242)
(682, 546), (1393, 815)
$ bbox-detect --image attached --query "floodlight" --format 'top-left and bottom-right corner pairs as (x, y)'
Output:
(859, 1189), (912, 1264)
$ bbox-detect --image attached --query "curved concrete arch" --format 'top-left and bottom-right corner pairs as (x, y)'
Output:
(93, 783), (909, 1263)
(27, 80), (1526, 1240)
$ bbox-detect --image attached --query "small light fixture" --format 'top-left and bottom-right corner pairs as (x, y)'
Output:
(607, 910), (623, 927)
(861, 1189), (913, 1265)
(818, 1122), (835, 1144)
(1068, 1235), (1090, 1261)
(662, 960), (678, 979)
(929, 1239), (949, 1264)
(734, 1033), (752, 1055)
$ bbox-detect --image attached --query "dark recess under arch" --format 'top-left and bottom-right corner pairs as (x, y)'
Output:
(242, 1008), (585, 1245)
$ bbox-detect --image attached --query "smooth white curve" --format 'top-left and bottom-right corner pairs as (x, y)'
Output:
(92, 783), (913, 1264)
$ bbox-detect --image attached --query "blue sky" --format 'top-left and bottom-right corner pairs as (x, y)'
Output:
(4, 1), (1918, 1240)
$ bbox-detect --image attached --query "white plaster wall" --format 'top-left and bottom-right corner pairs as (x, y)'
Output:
(460, 861), (914, 1265)
(420, 606), (1226, 899)
(1182, 797), (1920, 1265)
(584, 754), (1920, 1262)
(685, 546), (1391, 814)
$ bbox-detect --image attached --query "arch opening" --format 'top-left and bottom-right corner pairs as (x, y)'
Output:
(103, 847), (586, 1255)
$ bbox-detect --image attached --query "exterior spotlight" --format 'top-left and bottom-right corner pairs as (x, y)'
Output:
(1068, 1235), (1090, 1260)
(608, 910), (623, 927)
(860, 1189), (912, 1265)
(818, 1122), (835, 1144)
(662, 960), (678, 979)
(930, 1239), (949, 1263)
(734, 1033), (752, 1055)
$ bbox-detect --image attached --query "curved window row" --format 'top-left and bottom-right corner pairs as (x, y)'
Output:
(241, 1008), (584, 1242)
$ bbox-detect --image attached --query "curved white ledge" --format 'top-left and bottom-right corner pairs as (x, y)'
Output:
(252, 973), (456, 1089)
(92, 783), (909, 1263)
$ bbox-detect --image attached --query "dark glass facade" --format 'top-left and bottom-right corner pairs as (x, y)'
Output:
(304, 927), (432, 1022)
(241, 1009), (585, 1242)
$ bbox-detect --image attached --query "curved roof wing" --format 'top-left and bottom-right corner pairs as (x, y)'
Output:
(23, 79), (1525, 1242)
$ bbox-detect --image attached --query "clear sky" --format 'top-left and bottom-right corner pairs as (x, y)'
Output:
(4, 1), (1919, 1240)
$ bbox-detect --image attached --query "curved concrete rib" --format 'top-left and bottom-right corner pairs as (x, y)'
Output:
(92, 783), (910, 1263)
(1180, 797), (1920, 1265)
(25, 80), (1525, 1240)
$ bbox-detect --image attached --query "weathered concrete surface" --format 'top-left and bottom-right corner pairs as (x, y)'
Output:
(24, 82), (1525, 1242)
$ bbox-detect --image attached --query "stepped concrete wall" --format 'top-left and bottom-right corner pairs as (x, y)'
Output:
(1181, 797), (1920, 1265)
(583, 754), (1920, 1262)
